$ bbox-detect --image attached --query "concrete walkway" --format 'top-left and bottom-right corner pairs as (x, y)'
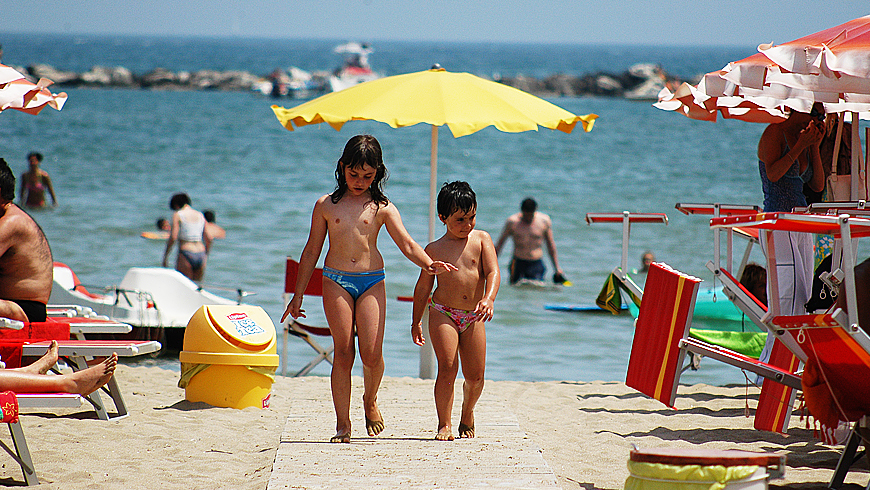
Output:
(267, 376), (560, 489)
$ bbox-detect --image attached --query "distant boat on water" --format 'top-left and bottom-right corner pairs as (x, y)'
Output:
(328, 41), (380, 92)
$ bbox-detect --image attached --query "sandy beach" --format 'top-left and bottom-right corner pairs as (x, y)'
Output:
(1, 361), (867, 489)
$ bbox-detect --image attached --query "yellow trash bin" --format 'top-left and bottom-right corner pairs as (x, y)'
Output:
(179, 305), (279, 409)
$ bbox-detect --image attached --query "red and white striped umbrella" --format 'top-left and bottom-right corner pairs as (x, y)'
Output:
(0, 63), (67, 115)
(656, 15), (870, 122)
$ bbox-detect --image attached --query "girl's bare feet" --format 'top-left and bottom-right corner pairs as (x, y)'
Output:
(458, 421), (475, 439)
(363, 396), (384, 436)
(435, 425), (454, 441)
(330, 429), (351, 443)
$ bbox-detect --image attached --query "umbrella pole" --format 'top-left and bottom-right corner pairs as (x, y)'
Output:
(419, 125), (439, 380)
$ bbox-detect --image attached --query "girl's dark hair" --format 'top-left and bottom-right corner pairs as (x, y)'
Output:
(331, 134), (389, 206)
(437, 181), (476, 218)
(169, 192), (191, 210)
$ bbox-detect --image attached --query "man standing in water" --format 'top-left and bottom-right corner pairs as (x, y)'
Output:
(0, 159), (53, 322)
(495, 197), (566, 285)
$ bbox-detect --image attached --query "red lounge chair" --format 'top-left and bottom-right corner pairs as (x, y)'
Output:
(625, 262), (803, 434)
(585, 211), (669, 302)
(0, 317), (160, 420)
(772, 312), (870, 488)
(282, 257), (333, 376)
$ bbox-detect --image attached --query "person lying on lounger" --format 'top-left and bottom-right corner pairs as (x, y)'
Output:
(0, 340), (117, 396)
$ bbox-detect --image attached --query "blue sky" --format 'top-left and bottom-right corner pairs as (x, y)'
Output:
(2, 1), (867, 46)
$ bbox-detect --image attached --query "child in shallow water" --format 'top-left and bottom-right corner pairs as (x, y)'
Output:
(281, 134), (455, 443)
(411, 181), (500, 441)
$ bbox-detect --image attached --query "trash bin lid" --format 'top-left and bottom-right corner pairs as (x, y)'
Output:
(630, 447), (785, 467)
(207, 306), (274, 350)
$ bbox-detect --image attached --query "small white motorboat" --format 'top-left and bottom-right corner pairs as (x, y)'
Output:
(50, 262), (246, 350)
(328, 42), (379, 92)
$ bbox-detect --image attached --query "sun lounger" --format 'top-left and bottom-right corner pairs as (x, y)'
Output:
(0, 392), (84, 486)
(625, 262), (804, 433)
(20, 339), (160, 420)
(42, 310), (132, 340)
(281, 257), (334, 377)
(771, 311), (870, 488)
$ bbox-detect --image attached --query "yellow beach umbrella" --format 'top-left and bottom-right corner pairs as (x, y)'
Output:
(273, 65), (596, 379)
(272, 66), (597, 242)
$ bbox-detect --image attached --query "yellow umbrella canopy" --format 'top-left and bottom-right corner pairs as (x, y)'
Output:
(273, 66), (597, 244)
(272, 66), (597, 379)
(273, 66), (597, 137)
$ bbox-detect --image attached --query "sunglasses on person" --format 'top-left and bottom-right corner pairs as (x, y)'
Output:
(809, 106), (825, 122)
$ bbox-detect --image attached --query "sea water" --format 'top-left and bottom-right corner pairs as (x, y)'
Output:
(1, 34), (864, 384)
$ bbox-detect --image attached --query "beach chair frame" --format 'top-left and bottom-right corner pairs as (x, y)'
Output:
(0, 393), (85, 486)
(19, 340), (161, 420)
(585, 211), (668, 301)
(281, 257), (334, 377)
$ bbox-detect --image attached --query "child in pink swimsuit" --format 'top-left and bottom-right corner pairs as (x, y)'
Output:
(411, 181), (500, 441)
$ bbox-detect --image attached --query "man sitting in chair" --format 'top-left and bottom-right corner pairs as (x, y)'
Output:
(0, 159), (52, 323)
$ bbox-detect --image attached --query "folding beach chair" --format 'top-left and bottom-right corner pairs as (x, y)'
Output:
(282, 257), (334, 377)
(0, 317), (160, 420)
(773, 311), (870, 489)
(625, 262), (803, 433)
(20, 339), (160, 420)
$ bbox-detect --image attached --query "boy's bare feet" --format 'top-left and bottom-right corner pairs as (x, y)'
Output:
(68, 353), (117, 395)
(458, 421), (475, 439)
(435, 425), (454, 441)
(330, 430), (351, 443)
(23, 340), (58, 374)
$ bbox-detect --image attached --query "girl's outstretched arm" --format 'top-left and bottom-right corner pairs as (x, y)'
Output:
(411, 267), (435, 346)
(382, 203), (457, 274)
(281, 196), (328, 323)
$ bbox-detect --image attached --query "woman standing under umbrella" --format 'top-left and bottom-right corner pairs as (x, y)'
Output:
(756, 103), (825, 359)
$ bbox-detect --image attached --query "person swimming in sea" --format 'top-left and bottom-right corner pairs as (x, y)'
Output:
(18, 152), (57, 208)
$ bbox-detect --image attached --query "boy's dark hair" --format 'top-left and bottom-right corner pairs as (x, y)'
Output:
(169, 192), (191, 210)
(437, 181), (476, 218)
(203, 210), (216, 223)
(332, 134), (389, 206)
(0, 159), (15, 201)
(520, 197), (537, 213)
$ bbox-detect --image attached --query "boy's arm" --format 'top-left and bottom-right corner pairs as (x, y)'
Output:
(382, 204), (456, 274)
(282, 197), (328, 322)
(475, 231), (501, 322)
(411, 267), (435, 346)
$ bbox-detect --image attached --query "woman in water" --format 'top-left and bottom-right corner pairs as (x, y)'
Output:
(18, 152), (58, 208)
(162, 193), (208, 281)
